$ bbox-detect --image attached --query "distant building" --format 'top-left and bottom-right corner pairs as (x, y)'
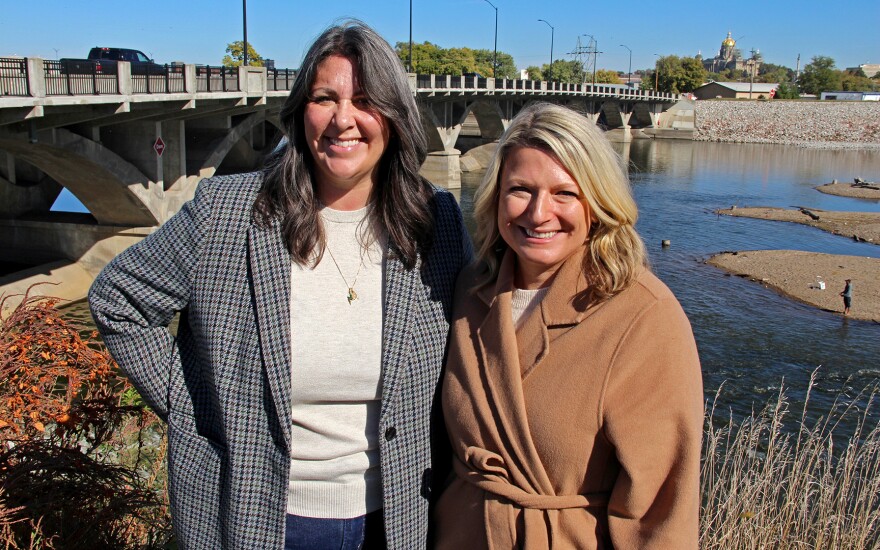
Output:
(844, 63), (880, 77)
(699, 32), (760, 75)
(820, 91), (880, 101)
(692, 81), (778, 100)
(621, 74), (642, 88)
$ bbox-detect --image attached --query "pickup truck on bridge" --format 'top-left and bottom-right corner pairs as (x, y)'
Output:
(60, 47), (164, 75)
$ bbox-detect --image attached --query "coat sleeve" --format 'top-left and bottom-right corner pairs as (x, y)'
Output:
(434, 188), (475, 271)
(88, 180), (215, 421)
(601, 295), (704, 549)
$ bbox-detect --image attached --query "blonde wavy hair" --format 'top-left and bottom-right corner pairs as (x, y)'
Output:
(473, 102), (647, 298)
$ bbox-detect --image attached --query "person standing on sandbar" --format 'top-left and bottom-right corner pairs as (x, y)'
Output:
(840, 278), (853, 316)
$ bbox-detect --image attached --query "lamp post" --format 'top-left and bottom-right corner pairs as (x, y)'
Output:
(242, 0), (248, 66)
(654, 53), (661, 91)
(538, 19), (554, 81)
(483, 0), (498, 78)
(408, 0), (413, 72)
(620, 44), (632, 85)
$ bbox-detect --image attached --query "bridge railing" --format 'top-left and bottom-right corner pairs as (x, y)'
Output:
(0, 58), (29, 96)
(44, 60), (119, 96)
(132, 64), (186, 94)
(267, 68), (297, 91)
(195, 66), (240, 92)
(3, 60), (676, 101)
(411, 74), (678, 101)
(1, 58), (300, 98)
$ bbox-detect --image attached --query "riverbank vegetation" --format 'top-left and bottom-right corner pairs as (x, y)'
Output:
(701, 374), (880, 548)
(0, 289), (171, 548)
(1, 295), (879, 548)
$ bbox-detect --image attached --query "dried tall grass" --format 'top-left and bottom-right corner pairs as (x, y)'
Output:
(701, 371), (880, 549)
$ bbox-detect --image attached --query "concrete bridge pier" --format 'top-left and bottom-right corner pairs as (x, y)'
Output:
(418, 99), (469, 189)
(600, 101), (633, 143)
(420, 149), (461, 189)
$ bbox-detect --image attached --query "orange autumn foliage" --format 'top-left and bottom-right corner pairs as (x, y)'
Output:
(0, 286), (171, 548)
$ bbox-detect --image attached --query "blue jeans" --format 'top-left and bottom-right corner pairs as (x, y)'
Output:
(284, 510), (385, 550)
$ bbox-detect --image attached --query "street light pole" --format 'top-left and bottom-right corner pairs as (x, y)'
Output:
(242, 0), (248, 66)
(620, 44), (632, 85)
(483, 0), (498, 78)
(408, 0), (413, 72)
(538, 19), (554, 81)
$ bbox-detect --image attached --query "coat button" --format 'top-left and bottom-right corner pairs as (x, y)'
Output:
(384, 427), (397, 441)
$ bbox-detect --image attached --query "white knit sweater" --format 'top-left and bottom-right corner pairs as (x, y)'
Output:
(287, 206), (385, 518)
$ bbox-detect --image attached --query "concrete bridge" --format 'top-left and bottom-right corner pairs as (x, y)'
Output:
(0, 57), (680, 305)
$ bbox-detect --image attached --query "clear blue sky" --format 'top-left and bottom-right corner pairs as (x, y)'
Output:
(2, 0), (878, 73)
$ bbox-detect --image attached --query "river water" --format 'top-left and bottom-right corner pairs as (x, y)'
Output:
(63, 139), (880, 424)
(453, 139), (880, 423)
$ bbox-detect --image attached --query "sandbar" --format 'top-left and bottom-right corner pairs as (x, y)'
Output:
(816, 182), (880, 200)
(716, 207), (880, 244)
(707, 250), (879, 322)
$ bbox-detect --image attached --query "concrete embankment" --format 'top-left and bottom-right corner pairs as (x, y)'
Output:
(694, 100), (880, 148)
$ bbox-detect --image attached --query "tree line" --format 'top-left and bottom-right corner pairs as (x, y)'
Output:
(222, 41), (879, 97)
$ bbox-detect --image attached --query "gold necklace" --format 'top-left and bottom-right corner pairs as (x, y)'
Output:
(324, 244), (364, 305)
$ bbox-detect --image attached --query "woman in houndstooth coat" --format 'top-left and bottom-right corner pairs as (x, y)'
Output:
(90, 21), (472, 549)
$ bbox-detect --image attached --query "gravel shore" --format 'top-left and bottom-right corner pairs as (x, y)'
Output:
(694, 101), (880, 149)
(716, 207), (880, 244)
(707, 250), (879, 322)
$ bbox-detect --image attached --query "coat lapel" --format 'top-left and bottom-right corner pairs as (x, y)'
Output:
(379, 252), (420, 422)
(475, 251), (556, 493)
(519, 246), (592, 378)
(247, 219), (293, 449)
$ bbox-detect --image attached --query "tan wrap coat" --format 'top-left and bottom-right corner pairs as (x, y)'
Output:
(435, 248), (703, 549)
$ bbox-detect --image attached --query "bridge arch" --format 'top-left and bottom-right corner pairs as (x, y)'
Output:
(0, 130), (162, 226)
(197, 111), (280, 180)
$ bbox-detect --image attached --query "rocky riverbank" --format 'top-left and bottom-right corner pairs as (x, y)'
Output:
(694, 101), (880, 149)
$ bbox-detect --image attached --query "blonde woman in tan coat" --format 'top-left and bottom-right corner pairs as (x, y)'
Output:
(435, 103), (704, 549)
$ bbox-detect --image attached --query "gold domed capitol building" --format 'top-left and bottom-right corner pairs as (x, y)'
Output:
(701, 31), (759, 73)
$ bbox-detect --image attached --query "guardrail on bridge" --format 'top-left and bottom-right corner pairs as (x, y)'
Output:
(0, 57), (297, 97)
(2, 58), (677, 102)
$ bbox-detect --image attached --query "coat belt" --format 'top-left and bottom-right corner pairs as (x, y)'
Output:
(453, 448), (609, 510)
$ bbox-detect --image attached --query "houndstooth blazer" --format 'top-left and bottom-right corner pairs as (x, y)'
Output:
(89, 171), (473, 549)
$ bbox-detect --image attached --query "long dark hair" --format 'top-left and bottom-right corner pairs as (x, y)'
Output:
(254, 20), (433, 269)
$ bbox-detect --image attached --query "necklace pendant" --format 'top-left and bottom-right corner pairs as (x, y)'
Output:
(347, 288), (358, 305)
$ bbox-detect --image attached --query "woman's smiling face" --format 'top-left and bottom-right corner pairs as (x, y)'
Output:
(304, 55), (391, 208)
(497, 146), (592, 290)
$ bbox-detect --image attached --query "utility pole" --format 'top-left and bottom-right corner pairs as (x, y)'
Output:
(591, 38), (600, 88)
(654, 53), (661, 91)
(748, 48), (758, 99)
(570, 36), (591, 84)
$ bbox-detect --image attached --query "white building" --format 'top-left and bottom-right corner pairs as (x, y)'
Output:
(820, 91), (880, 101)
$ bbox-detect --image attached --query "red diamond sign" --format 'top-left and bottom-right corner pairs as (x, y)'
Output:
(154, 137), (166, 157)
